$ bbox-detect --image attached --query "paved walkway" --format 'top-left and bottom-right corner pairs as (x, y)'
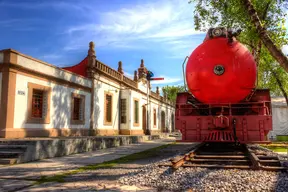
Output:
(0, 138), (174, 192)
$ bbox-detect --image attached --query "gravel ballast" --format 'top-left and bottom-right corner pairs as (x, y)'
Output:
(119, 144), (288, 192)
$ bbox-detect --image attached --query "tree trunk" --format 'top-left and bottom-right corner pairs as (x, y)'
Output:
(242, 0), (288, 73)
(270, 70), (288, 106)
(254, 41), (262, 87)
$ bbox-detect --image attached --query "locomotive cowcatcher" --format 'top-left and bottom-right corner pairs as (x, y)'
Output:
(176, 27), (272, 143)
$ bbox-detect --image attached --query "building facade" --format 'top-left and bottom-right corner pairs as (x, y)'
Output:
(268, 97), (288, 139)
(0, 42), (175, 138)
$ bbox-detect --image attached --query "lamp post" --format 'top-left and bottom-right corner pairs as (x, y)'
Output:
(145, 80), (151, 135)
(145, 71), (164, 135)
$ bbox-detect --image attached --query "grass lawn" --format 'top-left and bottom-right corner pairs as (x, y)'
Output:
(260, 145), (288, 153)
(36, 143), (175, 184)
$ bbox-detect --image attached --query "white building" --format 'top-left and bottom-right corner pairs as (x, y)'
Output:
(269, 97), (288, 139)
(0, 42), (175, 138)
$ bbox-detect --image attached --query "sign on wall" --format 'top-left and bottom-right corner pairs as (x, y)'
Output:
(17, 90), (25, 96)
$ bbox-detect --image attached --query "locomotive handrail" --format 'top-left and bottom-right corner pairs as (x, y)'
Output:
(182, 56), (189, 92)
(179, 104), (270, 108)
(181, 101), (271, 106)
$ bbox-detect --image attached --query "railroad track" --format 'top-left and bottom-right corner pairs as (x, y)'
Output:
(160, 142), (288, 171)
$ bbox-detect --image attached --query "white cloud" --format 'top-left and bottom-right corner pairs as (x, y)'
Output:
(150, 76), (182, 85)
(282, 45), (288, 56)
(40, 54), (62, 60)
(124, 71), (134, 79)
(63, 0), (204, 52)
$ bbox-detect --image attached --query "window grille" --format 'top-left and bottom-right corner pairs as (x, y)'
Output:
(121, 99), (127, 123)
(105, 94), (112, 123)
(154, 109), (157, 126)
(73, 97), (81, 120)
(134, 100), (139, 124)
(32, 89), (44, 118)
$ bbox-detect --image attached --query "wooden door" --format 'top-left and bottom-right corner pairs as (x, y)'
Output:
(171, 113), (175, 132)
(161, 111), (165, 132)
(142, 106), (147, 133)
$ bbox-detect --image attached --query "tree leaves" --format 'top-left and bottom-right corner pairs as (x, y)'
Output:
(190, 0), (288, 104)
(162, 85), (186, 102)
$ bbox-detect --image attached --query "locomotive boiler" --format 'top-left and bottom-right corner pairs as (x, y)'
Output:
(176, 27), (272, 143)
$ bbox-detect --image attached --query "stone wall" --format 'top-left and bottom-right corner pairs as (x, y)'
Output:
(0, 135), (160, 163)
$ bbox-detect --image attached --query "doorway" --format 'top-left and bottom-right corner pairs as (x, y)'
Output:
(161, 111), (165, 133)
(171, 113), (175, 132)
(142, 106), (147, 134)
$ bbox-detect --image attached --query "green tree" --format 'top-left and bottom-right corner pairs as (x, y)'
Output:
(190, 0), (288, 105)
(162, 85), (186, 102)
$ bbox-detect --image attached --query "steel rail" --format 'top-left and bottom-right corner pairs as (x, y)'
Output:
(160, 142), (288, 172)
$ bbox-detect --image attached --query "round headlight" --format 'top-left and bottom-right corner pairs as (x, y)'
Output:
(214, 65), (225, 75)
(212, 28), (222, 37)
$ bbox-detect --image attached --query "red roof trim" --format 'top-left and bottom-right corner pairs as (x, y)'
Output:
(62, 57), (89, 78)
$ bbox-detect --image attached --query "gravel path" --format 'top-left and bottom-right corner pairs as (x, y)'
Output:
(119, 144), (288, 192)
(18, 143), (288, 192)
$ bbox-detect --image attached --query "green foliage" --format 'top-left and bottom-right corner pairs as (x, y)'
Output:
(260, 144), (288, 152)
(258, 47), (288, 96)
(162, 85), (186, 102)
(190, 0), (288, 97)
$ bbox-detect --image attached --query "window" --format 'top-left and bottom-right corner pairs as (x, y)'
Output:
(27, 83), (51, 124)
(120, 99), (127, 124)
(153, 108), (157, 127)
(104, 92), (113, 125)
(134, 99), (139, 126)
(71, 93), (85, 124)
(32, 89), (44, 118)
(73, 97), (81, 120)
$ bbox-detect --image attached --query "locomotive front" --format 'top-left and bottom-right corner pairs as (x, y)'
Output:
(186, 27), (257, 104)
(176, 27), (273, 143)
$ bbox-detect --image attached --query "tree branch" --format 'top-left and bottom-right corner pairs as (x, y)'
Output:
(242, 0), (288, 72)
(241, 41), (256, 50)
(270, 69), (288, 106)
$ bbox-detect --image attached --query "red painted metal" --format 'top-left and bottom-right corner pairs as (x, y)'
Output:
(177, 31), (272, 143)
(176, 89), (273, 143)
(186, 38), (257, 104)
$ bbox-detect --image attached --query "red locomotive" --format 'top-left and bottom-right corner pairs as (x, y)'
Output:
(176, 27), (272, 143)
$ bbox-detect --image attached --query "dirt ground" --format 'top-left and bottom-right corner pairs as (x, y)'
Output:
(18, 143), (196, 192)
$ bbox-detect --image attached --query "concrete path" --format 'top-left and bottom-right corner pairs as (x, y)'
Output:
(0, 138), (174, 192)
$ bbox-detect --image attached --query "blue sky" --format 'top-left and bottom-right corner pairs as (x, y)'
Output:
(0, 0), (206, 90)
(1, 0), (287, 91)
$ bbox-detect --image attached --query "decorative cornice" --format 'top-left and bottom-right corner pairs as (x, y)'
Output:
(138, 59), (147, 80)
(133, 70), (138, 81)
(88, 41), (96, 57)
(86, 57), (174, 107)
(156, 86), (160, 95)
(87, 42), (96, 78)
(117, 61), (124, 74)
